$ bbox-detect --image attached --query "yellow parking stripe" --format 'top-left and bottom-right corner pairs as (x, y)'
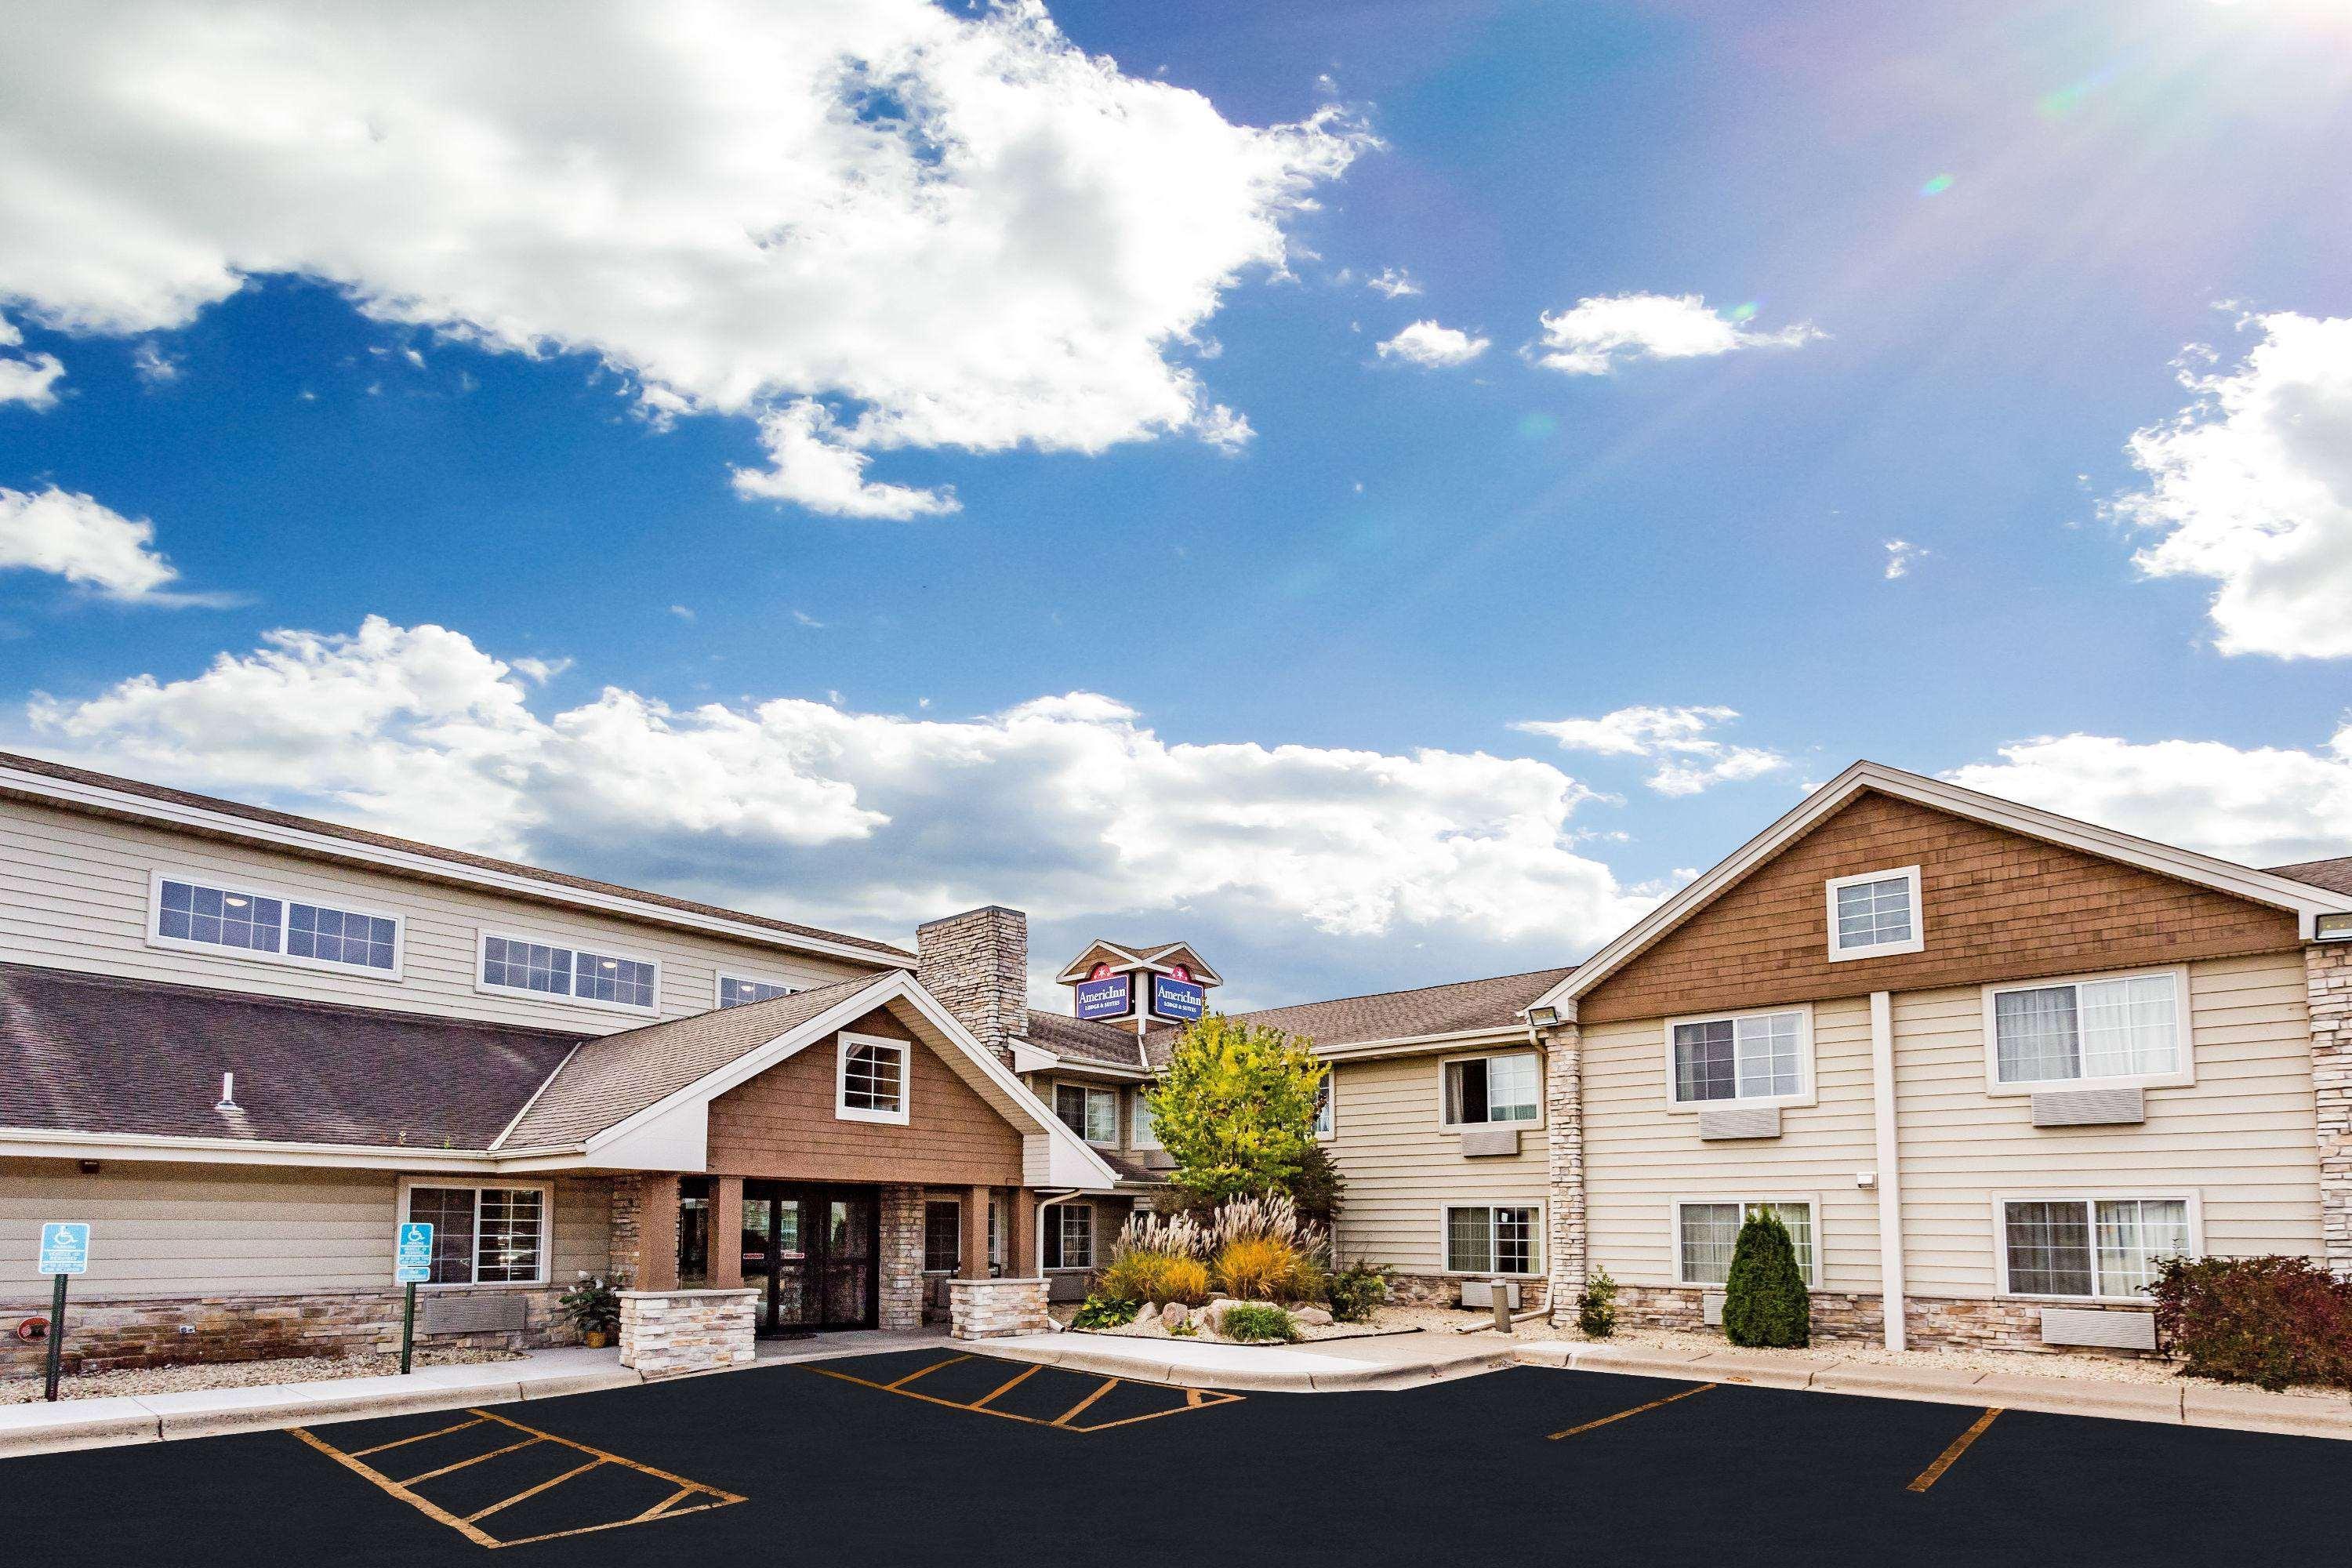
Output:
(1051, 1377), (1122, 1427)
(289, 1425), (502, 1550)
(1547, 1382), (1717, 1440)
(397, 1436), (543, 1486)
(1908, 1408), (2002, 1494)
(347, 1417), (485, 1458)
(804, 1359), (1242, 1433)
(464, 1458), (603, 1524)
(967, 1363), (1044, 1410)
(886, 1354), (971, 1390)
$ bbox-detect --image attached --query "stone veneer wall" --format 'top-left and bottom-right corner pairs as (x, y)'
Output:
(949, 1277), (1050, 1339)
(0, 1285), (576, 1377)
(879, 1185), (926, 1331)
(608, 1175), (644, 1287)
(2310, 944), (2352, 1277)
(617, 1288), (756, 1379)
(1606, 1285), (2162, 1359)
(1542, 1020), (1587, 1315)
(1388, 1274), (1550, 1312)
(915, 905), (1029, 1061)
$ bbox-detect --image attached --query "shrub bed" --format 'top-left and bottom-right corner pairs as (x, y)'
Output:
(1219, 1304), (1300, 1344)
(2147, 1254), (2352, 1392)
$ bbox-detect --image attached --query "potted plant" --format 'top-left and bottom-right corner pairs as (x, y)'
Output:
(559, 1274), (622, 1348)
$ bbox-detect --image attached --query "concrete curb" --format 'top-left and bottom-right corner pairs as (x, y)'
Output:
(0, 1396), (161, 1457)
(1512, 1342), (2352, 1440)
(976, 1334), (1515, 1393)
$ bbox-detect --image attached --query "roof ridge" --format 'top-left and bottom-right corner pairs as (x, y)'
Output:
(1190, 964), (1577, 1019)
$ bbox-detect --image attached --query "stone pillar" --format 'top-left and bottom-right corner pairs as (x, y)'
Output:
(1007, 1187), (1038, 1278)
(617, 1288), (757, 1379)
(879, 1185), (926, 1331)
(949, 1277), (1050, 1340)
(2310, 944), (2352, 1276)
(915, 905), (1029, 1062)
(608, 1176), (644, 1287)
(710, 1177), (744, 1291)
(637, 1174), (681, 1293)
(960, 1186), (991, 1279)
(1542, 1021), (1588, 1320)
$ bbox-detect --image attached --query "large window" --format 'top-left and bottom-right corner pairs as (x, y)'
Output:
(151, 871), (401, 976)
(1045, 1203), (1095, 1270)
(1132, 1090), (1160, 1149)
(837, 1033), (909, 1123)
(1442, 1054), (1540, 1127)
(1055, 1083), (1119, 1145)
(1675, 1200), (1817, 1287)
(1668, 1009), (1808, 1108)
(717, 975), (795, 1009)
(1987, 971), (2186, 1090)
(1444, 1205), (1539, 1276)
(1824, 866), (1922, 960)
(403, 1184), (548, 1286)
(924, 1200), (963, 1273)
(479, 932), (658, 1013)
(2002, 1198), (2191, 1299)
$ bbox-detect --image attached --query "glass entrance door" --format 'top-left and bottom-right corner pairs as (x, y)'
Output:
(739, 1183), (877, 1334)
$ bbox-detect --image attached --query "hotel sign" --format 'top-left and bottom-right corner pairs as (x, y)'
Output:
(1074, 967), (1133, 1020)
(1151, 969), (1206, 1022)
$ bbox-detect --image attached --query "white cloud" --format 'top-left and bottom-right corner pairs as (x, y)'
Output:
(731, 400), (960, 520)
(1883, 539), (1926, 579)
(1528, 293), (1820, 376)
(0, 485), (191, 601)
(1514, 703), (1788, 797)
(1947, 726), (2352, 869)
(2111, 311), (2352, 659)
(1374, 320), (1489, 368)
(1367, 267), (1421, 299)
(0, 1), (1366, 516)
(130, 343), (181, 385)
(24, 618), (1653, 967)
(0, 314), (65, 408)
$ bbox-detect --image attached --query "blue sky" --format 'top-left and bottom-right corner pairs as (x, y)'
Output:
(4, 1), (2352, 1008)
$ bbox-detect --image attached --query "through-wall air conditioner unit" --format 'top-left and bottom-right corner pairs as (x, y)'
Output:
(1700, 1292), (1726, 1327)
(2040, 1307), (2156, 1350)
(2031, 1087), (2145, 1127)
(1698, 1106), (1782, 1141)
(1459, 1124), (1522, 1157)
(1459, 1279), (1521, 1310)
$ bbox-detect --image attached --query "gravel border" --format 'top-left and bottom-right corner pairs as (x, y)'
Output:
(2, 1347), (524, 1406)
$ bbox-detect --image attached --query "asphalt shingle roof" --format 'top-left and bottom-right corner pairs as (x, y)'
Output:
(499, 975), (885, 1148)
(2269, 855), (2352, 898)
(1142, 966), (1575, 1063)
(0, 749), (914, 964)
(0, 964), (580, 1149)
(1024, 1009), (1147, 1069)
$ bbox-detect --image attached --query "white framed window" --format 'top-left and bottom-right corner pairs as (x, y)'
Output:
(1995, 1195), (2197, 1300)
(1440, 1052), (1541, 1129)
(477, 930), (659, 1015)
(399, 1179), (550, 1287)
(1443, 1204), (1543, 1276)
(837, 1032), (909, 1124)
(1673, 1199), (1820, 1287)
(1054, 1083), (1119, 1145)
(1824, 865), (1923, 960)
(1045, 1203), (1095, 1270)
(716, 974), (797, 1009)
(1981, 967), (2190, 1094)
(1664, 1006), (1813, 1111)
(1312, 1075), (1335, 1139)
(147, 868), (404, 979)
(1131, 1089), (1161, 1149)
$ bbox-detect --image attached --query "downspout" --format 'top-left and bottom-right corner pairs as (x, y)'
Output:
(1870, 990), (1907, 1352)
(1034, 1188), (1087, 1283)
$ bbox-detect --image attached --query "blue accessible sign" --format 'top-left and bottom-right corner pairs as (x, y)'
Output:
(395, 1221), (434, 1284)
(1152, 974), (1206, 1022)
(38, 1222), (89, 1276)
(1074, 969), (1132, 1020)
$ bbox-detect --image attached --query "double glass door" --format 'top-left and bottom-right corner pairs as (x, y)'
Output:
(739, 1183), (878, 1334)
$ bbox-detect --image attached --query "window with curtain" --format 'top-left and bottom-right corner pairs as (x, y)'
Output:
(1445, 1206), (1539, 1274)
(1055, 1083), (1117, 1144)
(1132, 1091), (1160, 1147)
(1312, 1078), (1334, 1138)
(405, 1185), (546, 1286)
(1671, 1012), (1803, 1105)
(1443, 1054), (1540, 1126)
(1676, 1200), (1816, 1286)
(1993, 974), (2180, 1085)
(2003, 1199), (2189, 1298)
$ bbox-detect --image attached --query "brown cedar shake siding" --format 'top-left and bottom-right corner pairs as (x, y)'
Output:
(704, 1007), (1025, 1185)
(1578, 789), (2303, 1025)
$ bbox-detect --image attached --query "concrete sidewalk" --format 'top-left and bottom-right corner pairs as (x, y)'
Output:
(979, 1327), (1518, 1392)
(0, 1347), (640, 1459)
(1514, 1340), (2352, 1440)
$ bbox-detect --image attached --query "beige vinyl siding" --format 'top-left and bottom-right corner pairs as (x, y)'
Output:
(1583, 997), (1881, 1291)
(0, 1161), (609, 1301)
(1321, 1051), (1548, 1276)
(0, 798), (877, 1033)
(1892, 951), (2323, 1298)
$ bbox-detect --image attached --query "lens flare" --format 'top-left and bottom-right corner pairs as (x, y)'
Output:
(1919, 173), (1955, 196)
(1727, 300), (1760, 323)
(1517, 412), (1559, 439)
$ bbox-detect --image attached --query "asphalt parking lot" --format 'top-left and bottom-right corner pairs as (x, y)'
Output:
(9, 1346), (2344, 1564)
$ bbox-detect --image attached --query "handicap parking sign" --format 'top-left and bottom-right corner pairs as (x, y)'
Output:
(38, 1222), (89, 1276)
(395, 1221), (434, 1285)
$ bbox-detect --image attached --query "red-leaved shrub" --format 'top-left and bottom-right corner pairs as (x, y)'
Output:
(2146, 1254), (2352, 1392)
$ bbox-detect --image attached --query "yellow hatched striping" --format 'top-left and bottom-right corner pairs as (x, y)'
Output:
(805, 1358), (1244, 1434)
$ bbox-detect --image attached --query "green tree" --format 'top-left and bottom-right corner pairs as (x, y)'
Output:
(1721, 1208), (1811, 1348)
(1145, 1013), (1327, 1209)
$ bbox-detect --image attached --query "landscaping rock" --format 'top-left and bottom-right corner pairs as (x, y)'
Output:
(1160, 1301), (1189, 1330)
(1294, 1306), (1334, 1327)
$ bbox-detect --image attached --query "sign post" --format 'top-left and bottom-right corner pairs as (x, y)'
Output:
(37, 1222), (89, 1403)
(394, 1221), (434, 1374)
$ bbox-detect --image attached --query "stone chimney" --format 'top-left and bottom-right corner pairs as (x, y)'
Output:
(916, 906), (1029, 1063)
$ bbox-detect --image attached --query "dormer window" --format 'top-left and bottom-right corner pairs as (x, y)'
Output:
(1824, 866), (1923, 960)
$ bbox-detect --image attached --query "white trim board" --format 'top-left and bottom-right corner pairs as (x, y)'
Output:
(1530, 760), (2352, 1017)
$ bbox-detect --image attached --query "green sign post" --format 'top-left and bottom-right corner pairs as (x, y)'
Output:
(37, 1222), (90, 1403)
(394, 1221), (434, 1374)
